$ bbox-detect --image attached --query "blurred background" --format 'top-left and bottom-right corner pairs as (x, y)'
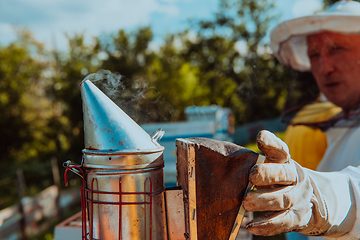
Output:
(0, 0), (340, 239)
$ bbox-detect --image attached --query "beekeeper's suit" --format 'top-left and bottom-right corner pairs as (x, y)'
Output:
(242, 1), (360, 239)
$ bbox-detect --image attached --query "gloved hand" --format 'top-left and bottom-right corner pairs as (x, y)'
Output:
(242, 130), (356, 237)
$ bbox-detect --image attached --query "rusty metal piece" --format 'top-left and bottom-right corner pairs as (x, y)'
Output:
(176, 138), (259, 240)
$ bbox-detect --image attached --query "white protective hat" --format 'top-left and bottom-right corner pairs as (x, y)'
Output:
(270, 0), (360, 71)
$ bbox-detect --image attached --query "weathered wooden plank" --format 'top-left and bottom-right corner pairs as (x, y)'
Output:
(176, 138), (259, 240)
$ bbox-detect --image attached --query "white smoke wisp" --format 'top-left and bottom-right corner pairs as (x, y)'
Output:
(88, 69), (125, 100)
(85, 69), (171, 123)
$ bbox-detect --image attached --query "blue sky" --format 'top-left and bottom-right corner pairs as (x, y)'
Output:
(0, 0), (323, 51)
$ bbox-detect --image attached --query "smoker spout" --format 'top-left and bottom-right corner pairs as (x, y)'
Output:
(80, 79), (163, 152)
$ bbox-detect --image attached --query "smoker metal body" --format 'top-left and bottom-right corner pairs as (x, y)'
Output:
(83, 148), (166, 240)
(65, 147), (167, 240)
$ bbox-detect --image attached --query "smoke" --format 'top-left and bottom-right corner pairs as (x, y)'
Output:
(87, 70), (124, 96)
(84, 69), (173, 123)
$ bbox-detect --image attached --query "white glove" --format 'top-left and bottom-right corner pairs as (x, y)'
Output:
(242, 130), (356, 237)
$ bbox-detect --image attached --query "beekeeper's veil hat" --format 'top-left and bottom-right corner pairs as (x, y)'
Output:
(270, 0), (360, 71)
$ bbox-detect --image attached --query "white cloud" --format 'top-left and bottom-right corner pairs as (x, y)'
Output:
(0, 0), (180, 50)
(292, 0), (322, 17)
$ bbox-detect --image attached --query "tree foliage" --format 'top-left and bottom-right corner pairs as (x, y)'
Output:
(180, 0), (288, 123)
(0, 31), (53, 207)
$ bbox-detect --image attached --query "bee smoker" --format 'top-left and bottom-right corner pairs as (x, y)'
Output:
(64, 78), (166, 240)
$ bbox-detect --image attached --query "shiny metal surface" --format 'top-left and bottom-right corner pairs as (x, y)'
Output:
(82, 149), (166, 240)
(80, 79), (164, 152)
(84, 161), (166, 240)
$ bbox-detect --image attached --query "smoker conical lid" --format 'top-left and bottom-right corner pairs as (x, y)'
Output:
(80, 79), (163, 152)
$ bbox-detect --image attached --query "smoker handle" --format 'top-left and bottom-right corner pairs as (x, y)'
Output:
(63, 160), (84, 179)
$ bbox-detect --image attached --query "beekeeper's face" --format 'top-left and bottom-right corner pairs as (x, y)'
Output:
(307, 31), (360, 113)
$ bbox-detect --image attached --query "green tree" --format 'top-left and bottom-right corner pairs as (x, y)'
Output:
(177, 0), (294, 124)
(145, 34), (208, 121)
(96, 27), (199, 123)
(0, 30), (54, 207)
(181, 0), (316, 125)
(96, 27), (161, 123)
(50, 33), (101, 162)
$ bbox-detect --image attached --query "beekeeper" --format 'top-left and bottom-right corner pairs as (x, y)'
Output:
(242, 1), (360, 239)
